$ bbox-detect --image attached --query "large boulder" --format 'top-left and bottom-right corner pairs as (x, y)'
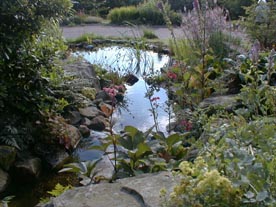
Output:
(0, 145), (16, 171)
(0, 169), (9, 193)
(37, 171), (179, 207)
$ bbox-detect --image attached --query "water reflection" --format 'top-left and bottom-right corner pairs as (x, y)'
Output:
(75, 46), (172, 133)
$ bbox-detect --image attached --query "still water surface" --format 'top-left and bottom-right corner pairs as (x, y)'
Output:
(75, 46), (171, 133)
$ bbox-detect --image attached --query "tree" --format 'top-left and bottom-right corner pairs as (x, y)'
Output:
(217, 0), (254, 20)
(243, 0), (276, 48)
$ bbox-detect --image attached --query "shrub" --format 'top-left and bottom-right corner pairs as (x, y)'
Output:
(161, 157), (241, 207)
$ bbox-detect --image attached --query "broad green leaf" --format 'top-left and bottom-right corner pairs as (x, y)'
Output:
(124, 125), (138, 137)
(166, 134), (182, 147)
(136, 143), (152, 158)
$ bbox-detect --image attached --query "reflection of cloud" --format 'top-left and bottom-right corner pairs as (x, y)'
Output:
(79, 46), (172, 133)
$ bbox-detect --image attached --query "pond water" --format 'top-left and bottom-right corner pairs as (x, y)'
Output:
(75, 46), (171, 133)
(74, 46), (173, 161)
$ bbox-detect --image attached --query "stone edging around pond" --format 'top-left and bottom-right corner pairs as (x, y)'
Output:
(68, 38), (171, 55)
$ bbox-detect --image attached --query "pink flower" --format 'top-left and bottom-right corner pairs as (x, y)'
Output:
(103, 87), (118, 98)
(167, 71), (177, 80)
(180, 120), (193, 131)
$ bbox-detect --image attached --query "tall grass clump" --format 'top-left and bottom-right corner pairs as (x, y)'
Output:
(107, 6), (139, 24)
(107, 0), (181, 25)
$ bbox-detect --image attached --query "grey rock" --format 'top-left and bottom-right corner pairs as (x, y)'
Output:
(45, 150), (71, 170)
(62, 60), (100, 90)
(199, 95), (237, 109)
(79, 106), (102, 119)
(88, 116), (107, 131)
(94, 155), (114, 181)
(79, 125), (90, 138)
(81, 117), (92, 127)
(0, 168), (9, 193)
(14, 157), (42, 179)
(64, 111), (82, 125)
(65, 124), (82, 149)
(0, 145), (16, 171)
(199, 95), (238, 115)
(95, 90), (112, 102)
(37, 171), (179, 207)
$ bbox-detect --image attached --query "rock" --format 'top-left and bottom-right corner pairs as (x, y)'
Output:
(64, 111), (82, 125)
(65, 124), (82, 149)
(44, 150), (71, 170)
(79, 125), (90, 138)
(84, 45), (94, 50)
(0, 169), (9, 193)
(81, 117), (92, 127)
(37, 171), (179, 207)
(99, 102), (113, 117)
(199, 95), (238, 115)
(79, 106), (102, 119)
(124, 74), (139, 86)
(62, 60), (100, 89)
(0, 145), (16, 171)
(95, 90), (112, 102)
(88, 116), (107, 131)
(81, 87), (97, 100)
(33, 142), (72, 170)
(93, 155), (114, 182)
(13, 157), (42, 180)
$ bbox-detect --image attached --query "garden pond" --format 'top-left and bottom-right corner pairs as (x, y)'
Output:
(7, 46), (173, 207)
(74, 46), (173, 161)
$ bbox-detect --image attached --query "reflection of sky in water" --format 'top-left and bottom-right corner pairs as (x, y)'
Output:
(75, 46), (172, 133)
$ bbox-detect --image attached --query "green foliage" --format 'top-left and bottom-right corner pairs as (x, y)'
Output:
(107, 6), (139, 24)
(91, 125), (190, 178)
(59, 159), (102, 185)
(107, 0), (182, 25)
(142, 29), (158, 39)
(0, 0), (72, 149)
(152, 132), (189, 162)
(161, 157), (241, 207)
(217, 0), (254, 20)
(243, 1), (276, 48)
(198, 115), (276, 206)
(40, 183), (72, 203)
